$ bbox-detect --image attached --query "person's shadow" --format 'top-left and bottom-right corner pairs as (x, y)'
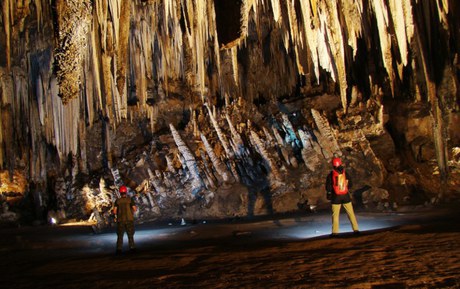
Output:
(236, 156), (279, 226)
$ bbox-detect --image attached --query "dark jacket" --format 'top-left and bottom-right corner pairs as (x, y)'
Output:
(115, 196), (136, 222)
(325, 168), (353, 204)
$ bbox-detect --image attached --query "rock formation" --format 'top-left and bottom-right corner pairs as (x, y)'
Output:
(0, 0), (459, 225)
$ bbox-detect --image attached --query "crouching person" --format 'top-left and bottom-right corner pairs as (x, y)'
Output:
(113, 185), (137, 254)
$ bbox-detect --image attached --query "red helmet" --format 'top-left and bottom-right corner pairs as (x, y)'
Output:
(332, 157), (342, 167)
(119, 185), (127, 194)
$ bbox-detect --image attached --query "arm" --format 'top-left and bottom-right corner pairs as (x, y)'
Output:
(130, 198), (137, 213)
(346, 172), (352, 189)
(325, 172), (333, 200)
(112, 200), (118, 215)
(325, 172), (333, 193)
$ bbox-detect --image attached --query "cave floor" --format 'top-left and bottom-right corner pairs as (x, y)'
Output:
(1, 205), (459, 289)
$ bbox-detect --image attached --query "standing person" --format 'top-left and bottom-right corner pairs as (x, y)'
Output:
(325, 157), (359, 237)
(113, 185), (137, 254)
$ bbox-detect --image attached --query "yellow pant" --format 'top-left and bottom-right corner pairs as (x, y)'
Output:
(332, 202), (359, 234)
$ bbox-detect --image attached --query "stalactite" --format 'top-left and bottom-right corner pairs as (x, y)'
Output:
(371, 0), (395, 95)
(320, 1), (348, 111)
(53, 0), (92, 104)
(200, 133), (232, 183)
(341, 0), (363, 59)
(231, 46), (239, 84)
(299, 0), (320, 82)
(2, 0), (11, 71)
(170, 124), (205, 196)
(270, 0), (281, 23)
(413, 1), (450, 183)
(388, 0), (413, 69)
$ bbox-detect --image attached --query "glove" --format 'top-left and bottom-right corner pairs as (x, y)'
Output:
(326, 191), (332, 200)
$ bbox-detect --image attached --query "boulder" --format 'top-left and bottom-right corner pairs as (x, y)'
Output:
(361, 187), (389, 209)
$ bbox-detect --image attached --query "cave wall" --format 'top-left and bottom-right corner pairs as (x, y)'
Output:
(0, 0), (459, 224)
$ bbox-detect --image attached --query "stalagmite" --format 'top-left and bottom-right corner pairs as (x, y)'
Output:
(200, 133), (232, 183)
(298, 129), (323, 172)
(206, 105), (233, 158)
(355, 129), (386, 186)
(165, 154), (176, 173)
(226, 113), (245, 157)
(281, 114), (298, 145)
(199, 150), (217, 189)
(170, 124), (205, 196)
(249, 130), (281, 180)
(311, 109), (342, 157)
(148, 168), (166, 196)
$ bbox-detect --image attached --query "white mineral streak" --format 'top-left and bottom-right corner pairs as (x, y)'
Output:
(371, 0), (395, 95)
(200, 133), (232, 183)
(250, 130), (281, 180)
(170, 124), (204, 196)
(311, 109), (342, 157)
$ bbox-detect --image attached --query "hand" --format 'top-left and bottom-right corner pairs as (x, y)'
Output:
(326, 192), (332, 200)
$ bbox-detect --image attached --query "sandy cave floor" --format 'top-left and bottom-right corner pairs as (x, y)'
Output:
(0, 204), (459, 289)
